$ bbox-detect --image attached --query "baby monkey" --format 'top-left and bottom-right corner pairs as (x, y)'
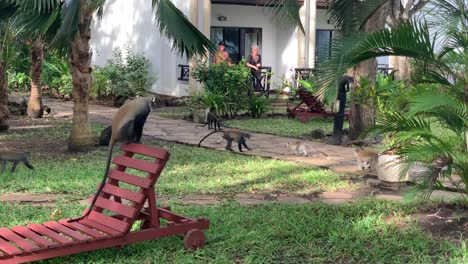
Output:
(354, 148), (379, 171)
(0, 151), (34, 173)
(284, 141), (328, 157)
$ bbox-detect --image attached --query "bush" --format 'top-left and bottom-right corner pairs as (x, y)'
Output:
(42, 52), (72, 98)
(248, 96), (270, 118)
(192, 61), (252, 119)
(92, 46), (155, 101)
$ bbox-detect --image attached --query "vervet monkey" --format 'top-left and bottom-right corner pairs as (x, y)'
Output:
(69, 97), (152, 223)
(199, 130), (251, 152)
(284, 141), (328, 157)
(0, 151), (34, 173)
(198, 112), (223, 130)
(354, 148), (379, 171)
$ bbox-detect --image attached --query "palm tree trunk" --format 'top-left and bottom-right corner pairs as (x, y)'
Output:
(348, 5), (386, 140)
(349, 59), (377, 140)
(67, 0), (94, 152)
(27, 41), (44, 118)
(393, 56), (411, 81)
(0, 62), (8, 132)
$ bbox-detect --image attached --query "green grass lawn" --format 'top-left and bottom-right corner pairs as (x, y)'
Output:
(0, 200), (465, 263)
(225, 117), (348, 139)
(0, 119), (355, 197)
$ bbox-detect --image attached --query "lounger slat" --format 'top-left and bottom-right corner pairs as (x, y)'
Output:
(108, 170), (152, 188)
(119, 144), (169, 160)
(27, 224), (73, 245)
(78, 219), (122, 236)
(88, 212), (129, 233)
(0, 228), (40, 252)
(11, 226), (56, 248)
(94, 197), (138, 218)
(102, 184), (144, 203)
(58, 220), (107, 239)
(43, 222), (90, 242)
(0, 236), (22, 255)
(112, 156), (159, 174)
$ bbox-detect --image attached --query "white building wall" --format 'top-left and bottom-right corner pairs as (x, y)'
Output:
(90, 0), (189, 97)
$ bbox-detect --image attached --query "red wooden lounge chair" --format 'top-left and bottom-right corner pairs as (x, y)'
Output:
(287, 89), (349, 123)
(0, 144), (209, 263)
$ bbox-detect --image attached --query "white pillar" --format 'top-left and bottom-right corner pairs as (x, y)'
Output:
(304, 0), (316, 68)
(188, 0), (199, 94)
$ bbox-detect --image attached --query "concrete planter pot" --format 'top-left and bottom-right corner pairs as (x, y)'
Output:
(378, 154), (430, 183)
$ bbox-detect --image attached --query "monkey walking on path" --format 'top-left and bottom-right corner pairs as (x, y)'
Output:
(0, 151), (34, 173)
(197, 112), (223, 130)
(284, 141), (328, 157)
(68, 97), (153, 223)
(198, 129), (251, 152)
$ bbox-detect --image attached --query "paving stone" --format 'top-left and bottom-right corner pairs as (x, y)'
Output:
(374, 194), (404, 201)
(276, 196), (310, 204)
(181, 195), (219, 205)
(0, 193), (66, 203)
(429, 190), (465, 201)
(319, 191), (353, 199)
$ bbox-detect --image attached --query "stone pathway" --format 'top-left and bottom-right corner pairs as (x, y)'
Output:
(45, 98), (358, 173)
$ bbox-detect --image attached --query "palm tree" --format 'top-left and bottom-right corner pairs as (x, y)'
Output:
(0, 2), (19, 132)
(5, 0), (216, 151)
(5, 0), (302, 151)
(319, 0), (467, 194)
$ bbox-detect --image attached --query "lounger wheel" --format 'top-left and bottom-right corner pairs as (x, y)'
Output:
(184, 229), (206, 250)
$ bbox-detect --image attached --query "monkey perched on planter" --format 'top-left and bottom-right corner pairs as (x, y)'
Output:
(354, 148), (379, 171)
(69, 97), (153, 223)
(198, 129), (251, 152)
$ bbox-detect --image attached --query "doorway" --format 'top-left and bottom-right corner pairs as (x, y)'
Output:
(211, 27), (262, 64)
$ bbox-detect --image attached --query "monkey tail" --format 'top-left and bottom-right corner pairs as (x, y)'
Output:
(68, 142), (115, 223)
(198, 131), (222, 147)
(306, 144), (329, 157)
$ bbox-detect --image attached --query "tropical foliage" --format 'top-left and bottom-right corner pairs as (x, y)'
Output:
(319, 0), (467, 194)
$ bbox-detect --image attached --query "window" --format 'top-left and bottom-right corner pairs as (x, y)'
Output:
(315, 30), (338, 61)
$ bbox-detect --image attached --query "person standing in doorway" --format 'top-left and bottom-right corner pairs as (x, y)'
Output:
(213, 41), (232, 66)
(246, 46), (262, 91)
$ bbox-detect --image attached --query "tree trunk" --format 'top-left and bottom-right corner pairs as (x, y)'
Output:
(67, 0), (94, 152)
(349, 59), (378, 140)
(348, 5), (386, 140)
(0, 62), (9, 132)
(27, 42), (44, 118)
(393, 56), (411, 81)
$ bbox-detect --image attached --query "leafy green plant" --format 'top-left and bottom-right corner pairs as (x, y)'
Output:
(298, 74), (319, 94)
(192, 60), (252, 119)
(42, 52), (72, 98)
(354, 73), (405, 114)
(7, 70), (31, 92)
(248, 96), (271, 118)
(93, 46), (155, 101)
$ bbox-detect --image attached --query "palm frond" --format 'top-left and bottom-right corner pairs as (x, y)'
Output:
(263, 0), (304, 33)
(152, 0), (215, 59)
(51, 0), (79, 49)
(328, 0), (386, 32)
(14, 0), (60, 14)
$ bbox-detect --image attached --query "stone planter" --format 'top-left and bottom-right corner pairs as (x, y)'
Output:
(378, 154), (430, 183)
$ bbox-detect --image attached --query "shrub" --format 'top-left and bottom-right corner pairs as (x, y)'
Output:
(42, 52), (72, 98)
(192, 61), (252, 119)
(92, 46), (155, 101)
(248, 96), (270, 118)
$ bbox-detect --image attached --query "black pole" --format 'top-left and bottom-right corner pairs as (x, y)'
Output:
(332, 75), (353, 145)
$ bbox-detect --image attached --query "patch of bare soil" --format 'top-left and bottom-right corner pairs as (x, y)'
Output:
(413, 204), (468, 245)
(0, 115), (71, 157)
